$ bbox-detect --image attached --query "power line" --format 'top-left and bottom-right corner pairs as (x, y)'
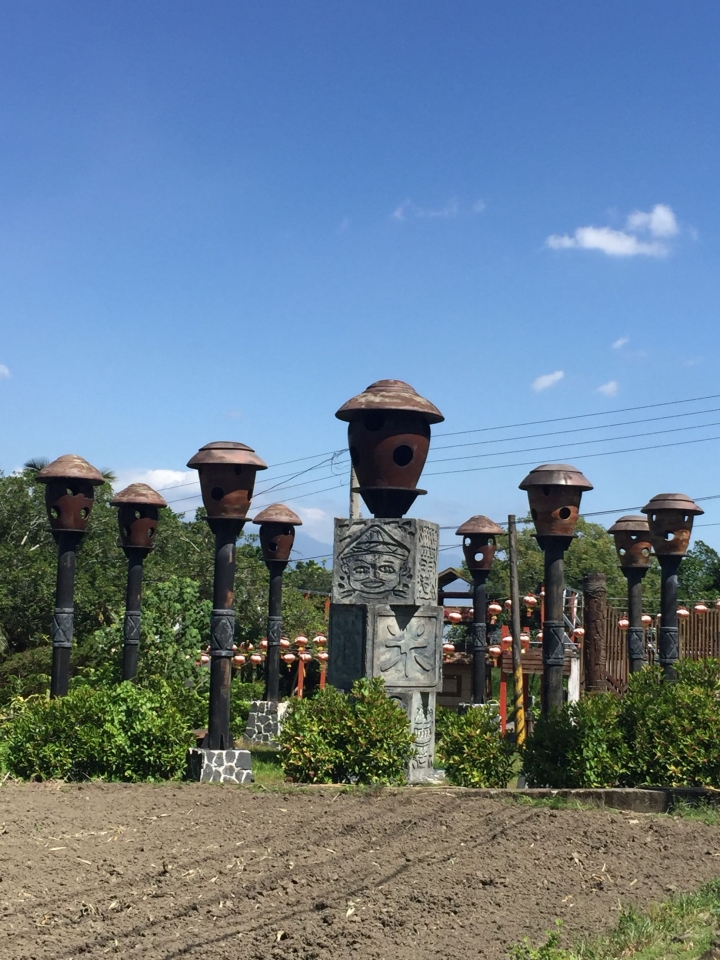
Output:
(427, 419), (720, 466)
(431, 405), (720, 453)
(433, 391), (720, 438)
(425, 432), (720, 478)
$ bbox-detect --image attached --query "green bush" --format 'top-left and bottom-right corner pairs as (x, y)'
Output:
(620, 661), (720, 787)
(279, 678), (415, 784)
(523, 660), (720, 789)
(2, 681), (193, 781)
(523, 694), (628, 788)
(436, 705), (516, 787)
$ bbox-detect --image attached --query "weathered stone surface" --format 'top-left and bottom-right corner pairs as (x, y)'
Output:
(332, 518), (439, 606)
(244, 700), (289, 746)
(187, 748), (253, 784)
(329, 603), (443, 692)
(388, 689), (436, 783)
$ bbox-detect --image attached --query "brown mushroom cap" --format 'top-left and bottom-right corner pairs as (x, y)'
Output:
(36, 454), (104, 485)
(186, 441), (267, 471)
(252, 503), (302, 526)
(518, 463), (593, 491)
(110, 483), (167, 508)
(640, 493), (704, 516)
(608, 514), (649, 534)
(455, 515), (504, 537)
(335, 379), (444, 424)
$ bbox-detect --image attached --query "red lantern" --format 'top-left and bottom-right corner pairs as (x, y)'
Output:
(694, 603), (708, 615)
(677, 606), (690, 619)
(618, 617), (629, 630)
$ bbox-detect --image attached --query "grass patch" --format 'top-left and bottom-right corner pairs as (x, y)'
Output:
(248, 746), (285, 788)
(669, 798), (720, 827)
(510, 880), (720, 959)
(505, 794), (594, 812)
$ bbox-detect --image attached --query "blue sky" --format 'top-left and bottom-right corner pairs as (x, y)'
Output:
(2, 2), (719, 558)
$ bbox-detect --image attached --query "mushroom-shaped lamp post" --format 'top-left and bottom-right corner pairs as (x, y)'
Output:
(36, 455), (104, 697)
(252, 503), (302, 702)
(519, 464), (593, 713)
(335, 379), (444, 518)
(641, 494), (704, 681)
(608, 515), (653, 675)
(187, 442), (267, 748)
(110, 483), (167, 682)
(455, 515), (504, 703)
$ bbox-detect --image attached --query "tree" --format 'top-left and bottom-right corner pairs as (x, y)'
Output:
(678, 541), (720, 601)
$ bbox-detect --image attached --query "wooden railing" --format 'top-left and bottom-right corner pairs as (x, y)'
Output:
(605, 606), (720, 692)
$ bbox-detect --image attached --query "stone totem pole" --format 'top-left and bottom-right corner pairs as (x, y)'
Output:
(328, 380), (444, 782)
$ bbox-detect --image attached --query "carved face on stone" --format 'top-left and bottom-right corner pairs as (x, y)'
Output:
(338, 524), (411, 599)
(346, 553), (404, 595)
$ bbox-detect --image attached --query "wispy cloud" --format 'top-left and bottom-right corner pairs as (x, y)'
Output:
(337, 217), (351, 234)
(112, 468), (199, 503)
(0, 364), (10, 380)
(532, 370), (564, 392)
(626, 204), (678, 238)
(597, 380), (619, 397)
(612, 337), (629, 349)
(391, 198), (484, 221)
(546, 204), (680, 258)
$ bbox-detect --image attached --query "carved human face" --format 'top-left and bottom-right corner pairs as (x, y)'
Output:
(346, 554), (403, 596)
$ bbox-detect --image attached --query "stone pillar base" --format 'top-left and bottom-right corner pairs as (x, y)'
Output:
(388, 689), (438, 783)
(187, 748), (253, 784)
(244, 700), (289, 746)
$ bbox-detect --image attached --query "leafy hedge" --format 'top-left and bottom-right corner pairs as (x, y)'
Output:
(523, 659), (720, 788)
(278, 678), (415, 784)
(2, 682), (194, 781)
(436, 704), (516, 787)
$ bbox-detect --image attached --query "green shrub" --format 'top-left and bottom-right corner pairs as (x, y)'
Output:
(620, 662), (720, 787)
(2, 681), (193, 781)
(436, 705), (516, 787)
(279, 678), (415, 784)
(523, 660), (720, 789)
(523, 693), (628, 788)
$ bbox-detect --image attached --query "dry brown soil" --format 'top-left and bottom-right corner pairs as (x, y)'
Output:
(1, 783), (719, 960)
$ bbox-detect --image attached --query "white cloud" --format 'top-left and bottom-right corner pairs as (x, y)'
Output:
(112, 468), (200, 504)
(532, 370), (564, 392)
(337, 217), (351, 233)
(392, 197), (484, 221)
(597, 380), (619, 397)
(292, 506), (334, 544)
(546, 226), (668, 257)
(626, 204), (678, 238)
(612, 337), (629, 349)
(545, 204), (682, 258)
(392, 198), (459, 220)
(0, 364), (10, 380)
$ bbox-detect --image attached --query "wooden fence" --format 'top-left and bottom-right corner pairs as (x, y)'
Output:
(605, 606), (720, 692)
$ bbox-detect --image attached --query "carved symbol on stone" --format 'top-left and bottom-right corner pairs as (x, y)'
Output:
(410, 703), (434, 770)
(379, 620), (434, 678)
(336, 524), (412, 601)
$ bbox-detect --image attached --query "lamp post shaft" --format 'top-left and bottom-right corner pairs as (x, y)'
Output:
(470, 571), (488, 703)
(626, 567), (647, 674)
(122, 549), (145, 682)
(539, 536), (572, 714)
(208, 522), (241, 749)
(658, 554), (682, 682)
(50, 531), (81, 699)
(265, 561), (285, 702)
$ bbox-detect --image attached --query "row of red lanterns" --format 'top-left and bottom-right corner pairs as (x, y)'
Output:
(196, 633), (328, 668)
(617, 602), (720, 629)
